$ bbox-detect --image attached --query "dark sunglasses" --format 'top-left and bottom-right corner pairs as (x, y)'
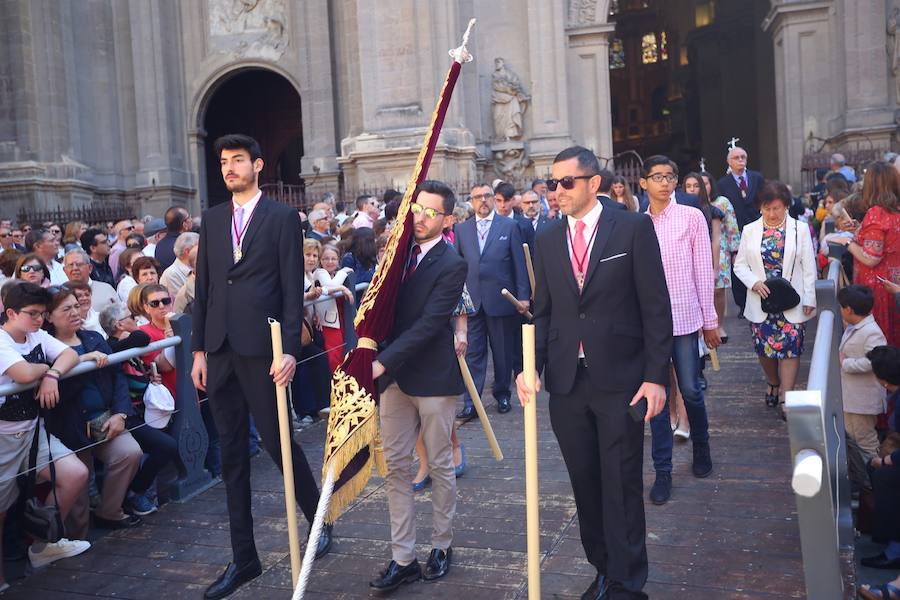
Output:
(546, 175), (594, 191)
(147, 297), (172, 308)
(19, 264), (42, 273)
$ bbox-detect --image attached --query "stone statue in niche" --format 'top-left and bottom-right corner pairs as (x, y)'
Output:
(493, 147), (533, 181)
(209, 0), (287, 60)
(889, 6), (900, 103)
(491, 58), (530, 141)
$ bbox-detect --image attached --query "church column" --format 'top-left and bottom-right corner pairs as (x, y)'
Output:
(566, 22), (616, 161)
(762, 1), (833, 188)
(526, 0), (574, 172)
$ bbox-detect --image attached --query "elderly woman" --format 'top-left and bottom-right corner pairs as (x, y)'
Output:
(14, 253), (50, 287)
(131, 256), (162, 286)
(734, 181), (817, 418)
(43, 287), (144, 531)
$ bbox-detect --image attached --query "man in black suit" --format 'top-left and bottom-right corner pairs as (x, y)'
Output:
(368, 180), (467, 593)
(517, 146), (671, 600)
(521, 190), (553, 237)
(191, 134), (332, 600)
(716, 146), (765, 311)
(597, 168), (626, 212)
(494, 181), (536, 249)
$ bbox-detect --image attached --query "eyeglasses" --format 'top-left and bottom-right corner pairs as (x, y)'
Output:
(546, 176), (594, 191)
(146, 297), (172, 308)
(644, 173), (679, 184)
(65, 262), (87, 269)
(120, 225), (135, 233)
(410, 203), (446, 219)
(470, 193), (493, 201)
(49, 229), (61, 235)
(19, 264), (42, 274)
(18, 309), (48, 320)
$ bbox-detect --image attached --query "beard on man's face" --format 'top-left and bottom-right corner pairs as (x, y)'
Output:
(224, 170), (255, 192)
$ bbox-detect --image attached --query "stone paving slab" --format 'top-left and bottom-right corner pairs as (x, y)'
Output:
(4, 309), (808, 599)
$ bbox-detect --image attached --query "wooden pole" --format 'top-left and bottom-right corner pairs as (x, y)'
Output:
(709, 347), (720, 371)
(269, 318), (302, 588)
(455, 338), (503, 461)
(522, 324), (540, 599)
(500, 288), (533, 321)
(523, 243), (536, 299)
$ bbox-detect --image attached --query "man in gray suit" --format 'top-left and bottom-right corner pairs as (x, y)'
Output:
(454, 183), (531, 418)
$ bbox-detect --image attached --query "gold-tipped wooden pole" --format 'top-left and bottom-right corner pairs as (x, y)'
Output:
(501, 288), (533, 321)
(269, 318), (301, 588)
(455, 338), (503, 461)
(523, 243), (536, 299)
(709, 347), (720, 371)
(522, 324), (540, 599)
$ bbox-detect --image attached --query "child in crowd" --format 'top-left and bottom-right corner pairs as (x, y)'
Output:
(838, 284), (888, 459)
(0, 283), (88, 585)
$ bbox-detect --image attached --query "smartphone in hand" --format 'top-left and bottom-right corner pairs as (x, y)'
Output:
(628, 397), (648, 423)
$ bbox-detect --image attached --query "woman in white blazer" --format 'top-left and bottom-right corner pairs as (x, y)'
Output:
(734, 181), (817, 418)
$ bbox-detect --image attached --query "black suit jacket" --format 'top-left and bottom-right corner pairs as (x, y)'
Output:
(377, 239), (467, 397)
(513, 213), (537, 250)
(532, 207), (672, 395)
(717, 170), (764, 230)
(598, 194), (626, 211)
(192, 195), (304, 359)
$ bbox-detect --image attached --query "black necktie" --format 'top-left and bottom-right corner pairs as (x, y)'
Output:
(405, 245), (421, 281)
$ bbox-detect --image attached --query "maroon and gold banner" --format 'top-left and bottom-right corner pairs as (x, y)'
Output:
(322, 49), (469, 524)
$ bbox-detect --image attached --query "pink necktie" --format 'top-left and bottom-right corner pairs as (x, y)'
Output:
(571, 220), (587, 289)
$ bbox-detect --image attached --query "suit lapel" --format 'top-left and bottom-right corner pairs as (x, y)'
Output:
(411, 240), (446, 280)
(480, 216), (501, 257)
(553, 222), (580, 297)
(582, 211), (614, 290)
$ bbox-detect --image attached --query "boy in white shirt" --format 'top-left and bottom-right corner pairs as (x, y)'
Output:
(0, 283), (89, 586)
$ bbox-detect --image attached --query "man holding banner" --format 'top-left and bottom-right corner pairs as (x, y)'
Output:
(517, 146), (672, 600)
(369, 180), (467, 593)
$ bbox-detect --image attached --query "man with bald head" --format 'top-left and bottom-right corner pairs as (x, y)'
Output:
(716, 146), (765, 312)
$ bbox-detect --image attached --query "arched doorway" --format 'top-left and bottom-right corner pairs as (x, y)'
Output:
(201, 69), (303, 206)
(607, 0), (777, 177)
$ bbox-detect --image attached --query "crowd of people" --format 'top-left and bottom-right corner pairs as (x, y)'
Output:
(0, 139), (896, 598)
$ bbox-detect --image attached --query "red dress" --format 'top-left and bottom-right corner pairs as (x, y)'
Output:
(854, 206), (900, 346)
(139, 322), (178, 397)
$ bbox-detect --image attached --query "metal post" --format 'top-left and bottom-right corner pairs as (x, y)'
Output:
(166, 314), (216, 501)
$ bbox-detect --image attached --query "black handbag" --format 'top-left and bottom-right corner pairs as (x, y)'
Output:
(760, 221), (802, 314)
(21, 417), (65, 543)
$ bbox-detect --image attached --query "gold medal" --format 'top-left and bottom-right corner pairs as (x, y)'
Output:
(233, 247), (242, 262)
(576, 272), (585, 290)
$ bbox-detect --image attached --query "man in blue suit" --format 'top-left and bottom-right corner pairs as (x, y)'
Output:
(455, 183), (531, 418)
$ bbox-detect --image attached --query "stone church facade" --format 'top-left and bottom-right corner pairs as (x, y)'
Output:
(0, 0), (897, 217)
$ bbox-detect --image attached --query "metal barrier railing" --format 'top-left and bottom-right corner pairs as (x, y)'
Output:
(1, 280), (371, 499)
(785, 258), (855, 599)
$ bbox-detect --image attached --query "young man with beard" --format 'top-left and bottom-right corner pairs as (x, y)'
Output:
(368, 180), (467, 593)
(191, 134), (332, 600)
(517, 146), (671, 600)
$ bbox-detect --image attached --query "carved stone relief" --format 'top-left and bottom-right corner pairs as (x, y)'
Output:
(208, 0), (287, 61)
(491, 57), (530, 141)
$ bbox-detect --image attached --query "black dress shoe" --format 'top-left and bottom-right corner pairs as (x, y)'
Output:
(649, 472), (672, 505)
(369, 559), (422, 592)
(861, 552), (900, 570)
(423, 547), (452, 581)
(313, 523), (333, 559)
(692, 441), (713, 478)
(456, 405), (477, 421)
(497, 397), (512, 414)
(204, 560), (263, 600)
(581, 574), (610, 600)
(93, 514), (143, 529)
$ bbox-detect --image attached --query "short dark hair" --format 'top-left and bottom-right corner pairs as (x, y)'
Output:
(132, 256), (161, 277)
(164, 206), (189, 232)
(80, 228), (105, 254)
(382, 189), (402, 204)
(494, 182), (515, 201)
(597, 169), (614, 194)
(531, 178), (546, 190)
(24, 228), (50, 252)
(553, 146), (600, 176)
(356, 195), (374, 211)
(5, 281), (51, 313)
(837, 284), (874, 316)
(757, 180), (792, 209)
(384, 199), (401, 222)
(415, 180), (456, 215)
(213, 134), (262, 162)
(641, 155), (678, 178)
(867, 345), (900, 385)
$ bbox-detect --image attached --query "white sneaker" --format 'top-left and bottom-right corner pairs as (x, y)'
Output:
(674, 428), (691, 441)
(28, 538), (91, 569)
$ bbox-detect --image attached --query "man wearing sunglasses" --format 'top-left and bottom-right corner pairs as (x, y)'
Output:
(192, 134), (331, 600)
(516, 146), (671, 600)
(454, 182), (530, 419)
(368, 180), (467, 591)
(108, 220), (135, 279)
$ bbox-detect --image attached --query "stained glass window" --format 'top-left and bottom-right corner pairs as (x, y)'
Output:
(609, 38), (625, 70)
(641, 33), (658, 64)
(660, 32), (668, 61)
